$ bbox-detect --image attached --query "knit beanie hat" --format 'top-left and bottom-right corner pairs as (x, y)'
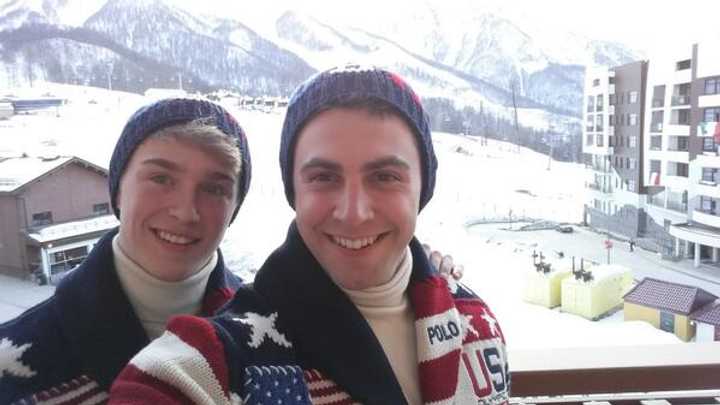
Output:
(108, 98), (252, 223)
(279, 65), (437, 211)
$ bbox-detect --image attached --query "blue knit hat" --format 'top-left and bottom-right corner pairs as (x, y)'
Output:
(109, 98), (251, 223)
(279, 65), (437, 211)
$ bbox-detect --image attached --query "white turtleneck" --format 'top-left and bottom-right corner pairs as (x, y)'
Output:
(341, 248), (421, 405)
(112, 235), (216, 340)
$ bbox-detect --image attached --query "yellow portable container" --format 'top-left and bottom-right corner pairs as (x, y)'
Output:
(561, 264), (633, 321)
(523, 257), (573, 308)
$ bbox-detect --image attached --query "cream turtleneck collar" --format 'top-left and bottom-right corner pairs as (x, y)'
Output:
(112, 235), (216, 340)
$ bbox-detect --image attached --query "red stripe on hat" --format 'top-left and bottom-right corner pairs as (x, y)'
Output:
(410, 276), (455, 318)
(165, 315), (230, 394)
(110, 364), (195, 405)
(388, 72), (422, 106)
(418, 348), (461, 403)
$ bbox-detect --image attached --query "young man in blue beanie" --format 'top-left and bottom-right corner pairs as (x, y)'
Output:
(110, 66), (509, 404)
(0, 98), (252, 404)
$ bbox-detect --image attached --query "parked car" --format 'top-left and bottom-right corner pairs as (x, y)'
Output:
(555, 225), (574, 233)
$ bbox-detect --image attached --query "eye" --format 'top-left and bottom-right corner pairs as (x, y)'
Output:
(150, 174), (171, 185)
(309, 172), (338, 183)
(373, 171), (401, 182)
(202, 182), (231, 197)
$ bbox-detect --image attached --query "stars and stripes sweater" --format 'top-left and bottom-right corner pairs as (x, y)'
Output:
(109, 223), (510, 404)
(0, 228), (243, 405)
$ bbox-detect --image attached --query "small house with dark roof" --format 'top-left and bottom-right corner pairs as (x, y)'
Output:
(691, 301), (720, 342)
(623, 277), (718, 341)
(0, 155), (117, 283)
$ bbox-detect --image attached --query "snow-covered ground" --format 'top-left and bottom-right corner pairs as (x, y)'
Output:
(1, 83), (683, 349)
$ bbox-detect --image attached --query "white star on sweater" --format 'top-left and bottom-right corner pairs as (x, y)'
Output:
(234, 312), (292, 349)
(480, 310), (499, 337)
(0, 337), (36, 378)
(460, 314), (479, 340)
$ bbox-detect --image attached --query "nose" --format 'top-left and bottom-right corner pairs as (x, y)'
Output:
(168, 187), (200, 224)
(333, 180), (373, 224)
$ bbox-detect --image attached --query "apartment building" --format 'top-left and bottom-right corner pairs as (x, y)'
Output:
(0, 155), (117, 283)
(583, 61), (648, 240)
(583, 42), (720, 269)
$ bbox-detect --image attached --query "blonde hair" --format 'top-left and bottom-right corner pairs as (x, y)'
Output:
(152, 118), (243, 176)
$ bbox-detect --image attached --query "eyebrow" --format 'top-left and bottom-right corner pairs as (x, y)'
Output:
(141, 158), (236, 183)
(298, 158), (342, 173)
(298, 156), (411, 173)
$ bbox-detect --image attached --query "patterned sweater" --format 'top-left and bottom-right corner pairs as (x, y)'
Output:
(110, 224), (509, 404)
(0, 228), (243, 405)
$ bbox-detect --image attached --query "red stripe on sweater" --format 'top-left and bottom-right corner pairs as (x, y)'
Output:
(418, 348), (461, 403)
(165, 315), (230, 394)
(456, 299), (506, 344)
(409, 276), (454, 318)
(201, 287), (234, 315)
(109, 364), (195, 405)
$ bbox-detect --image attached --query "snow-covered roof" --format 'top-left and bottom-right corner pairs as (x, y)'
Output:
(624, 278), (718, 315)
(27, 214), (119, 244)
(0, 155), (106, 193)
(564, 264), (630, 283)
(691, 301), (720, 326)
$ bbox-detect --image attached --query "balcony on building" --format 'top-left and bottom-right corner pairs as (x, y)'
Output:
(693, 205), (720, 229)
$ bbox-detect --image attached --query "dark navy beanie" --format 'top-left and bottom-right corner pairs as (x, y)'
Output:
(108, 98), (252, 223)
(279, 65), (437, 211)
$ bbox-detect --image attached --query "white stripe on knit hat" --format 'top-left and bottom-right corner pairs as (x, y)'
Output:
(130, 331), (231, 405)
(76, 392), (109, 405)
(415, 307), (463, 363)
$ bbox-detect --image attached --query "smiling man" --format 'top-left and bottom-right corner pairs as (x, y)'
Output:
(0, 98), (251, 404)
(110, 66), (509, 405)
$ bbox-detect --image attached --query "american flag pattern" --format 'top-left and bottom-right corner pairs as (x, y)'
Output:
(303, 370), (359, 405)
(12, 375), (108, 405)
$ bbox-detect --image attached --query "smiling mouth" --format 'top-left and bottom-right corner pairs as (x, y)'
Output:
(329, 233), (386, 250)
(153, 229), (199, 246)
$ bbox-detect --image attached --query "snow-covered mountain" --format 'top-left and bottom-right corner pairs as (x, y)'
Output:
(0, 0), (641, 131)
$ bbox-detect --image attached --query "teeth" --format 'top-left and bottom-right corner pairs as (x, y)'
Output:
(157, 230), (194, 245)
(331, 235), (380, 250)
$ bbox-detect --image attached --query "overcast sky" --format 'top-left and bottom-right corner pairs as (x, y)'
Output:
(173, 0), (720, 56)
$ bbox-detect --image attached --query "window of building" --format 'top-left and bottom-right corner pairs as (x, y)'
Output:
(705, 78), (720, 95)
(676, 59), (691, 70)
(619, 113), (625, 126)
(609, 114), (615, 126)
(629, 158), (636, 169)
(593, 78), (600, 86)
(50, 246), (89, 274)
(704, 107), (720, 122)
(618, 92), (624, 104)
(677, 136), (689, 151)
(672, 83), (690, 105)
(587, 95), (595, 113)
(596, 94), (603, 112)
(652, 85), (665, 107)
(32, 211), (53, 227)
(677, 162), (689, 177)
(629, 180), (636, 191)
(650, 136), (662, 150)
(650, 110), (664, 132)
(700, 196), (717, 214)
(629, 91), (638, 104)
(596, 134), (604, 147)
(629, 113), (638, 126)
(586, 134), (593, 146)
(609, 94), (616, 105)
(596, 114), (603, 132)
(93, 202), (110, 216)
(586, 114), (594, 132)
(703, 137), (716, 152)
(650, 159), (661, 173)
(629, 136), (637, 148)
(702, 168), (720, 183)
(672, 109), (690, 125)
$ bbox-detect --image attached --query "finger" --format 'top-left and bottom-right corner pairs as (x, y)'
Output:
(429, 251), (442, 270)
(439, 254), (454, 275)
(451, 264), (464, 280)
